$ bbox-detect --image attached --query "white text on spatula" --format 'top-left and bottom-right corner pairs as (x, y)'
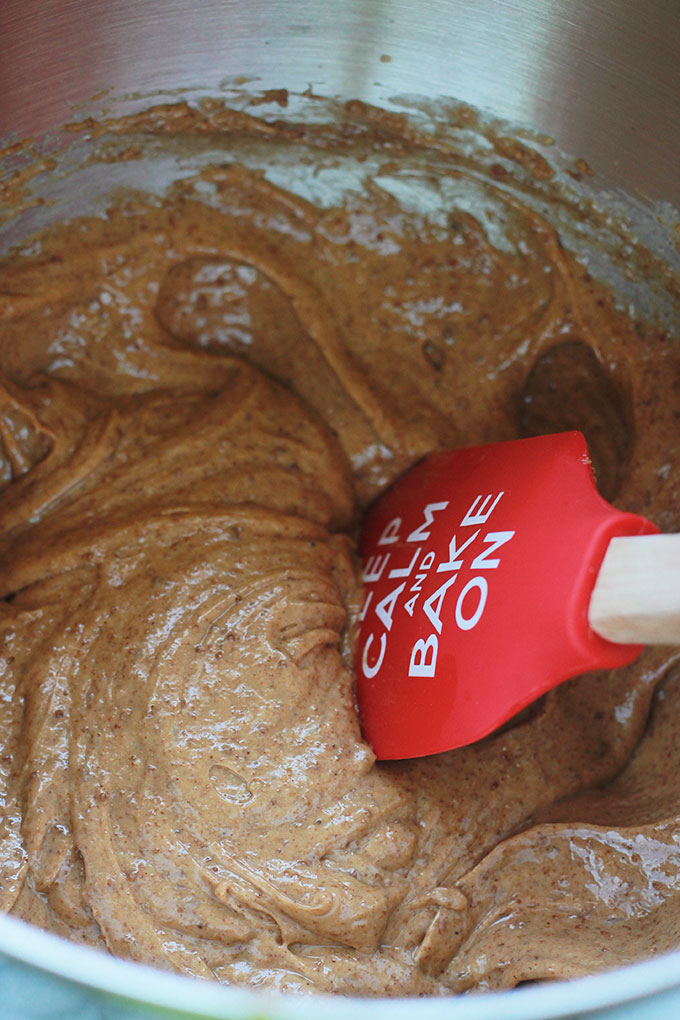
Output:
(360, 493), (514, 680)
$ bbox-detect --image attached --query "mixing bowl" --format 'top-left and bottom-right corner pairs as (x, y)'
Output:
(1, 1), (679, 1017)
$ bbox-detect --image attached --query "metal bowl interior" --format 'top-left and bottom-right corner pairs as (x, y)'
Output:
(1, 2), (680, 1018)
(2, 0), (680, 206)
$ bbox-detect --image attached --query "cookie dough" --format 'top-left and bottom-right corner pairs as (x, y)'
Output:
(0, 99), (679, 995)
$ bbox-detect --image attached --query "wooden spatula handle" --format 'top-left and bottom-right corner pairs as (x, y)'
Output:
(588, 534), (680, 644)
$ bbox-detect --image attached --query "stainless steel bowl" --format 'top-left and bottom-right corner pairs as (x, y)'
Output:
(2, 0), (680, 205)
(1, 2), (679, 1017)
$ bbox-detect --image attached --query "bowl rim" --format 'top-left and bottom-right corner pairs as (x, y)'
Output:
(1, 912), (680, 1019)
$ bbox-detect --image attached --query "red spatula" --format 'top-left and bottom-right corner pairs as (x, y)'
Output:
(355, 431), (680, 760)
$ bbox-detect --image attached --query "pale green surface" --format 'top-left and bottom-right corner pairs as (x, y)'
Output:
(0, 956), (156, 1020)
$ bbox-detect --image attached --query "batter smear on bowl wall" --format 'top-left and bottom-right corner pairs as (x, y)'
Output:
(0, 97), (679, 995)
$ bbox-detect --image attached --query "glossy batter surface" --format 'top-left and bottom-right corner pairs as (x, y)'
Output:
(0, 99), (679, 994)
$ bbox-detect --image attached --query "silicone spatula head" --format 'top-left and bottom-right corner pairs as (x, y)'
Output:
(355, 432), (658, 760)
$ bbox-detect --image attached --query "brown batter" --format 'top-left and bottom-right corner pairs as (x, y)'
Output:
(0, 98), (679, 995)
